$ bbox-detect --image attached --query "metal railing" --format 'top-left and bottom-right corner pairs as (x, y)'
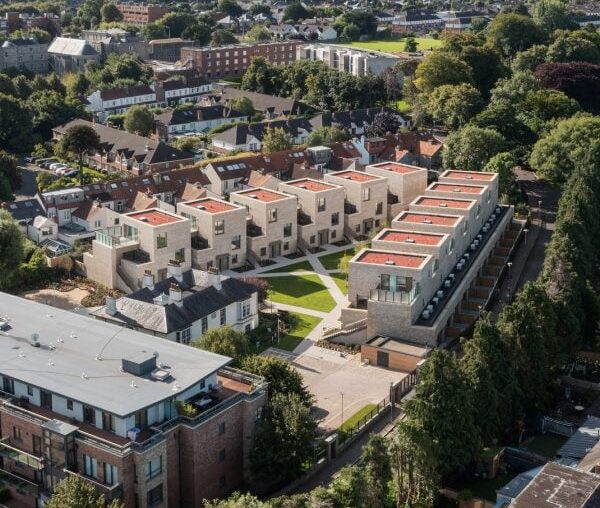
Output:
(0, 437), (44, 470)
(344, 201), (358, 215)
(122, 248), (151, 264)
(0, 467), (40, 496)
(369, 285), (419, 305)
(64, 469), (123, 501)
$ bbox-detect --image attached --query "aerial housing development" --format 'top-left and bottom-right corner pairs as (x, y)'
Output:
(0, 0), (599, 506)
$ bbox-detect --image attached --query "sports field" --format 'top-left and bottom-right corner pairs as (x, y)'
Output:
(341, 37), (443, 53)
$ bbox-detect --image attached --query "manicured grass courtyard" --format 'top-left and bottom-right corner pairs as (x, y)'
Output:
(330, 272), (348, 295)
(342, 37), (444, 53)
(263, 260), (313, 273)
(265, 274), (336, 312)
(318, 249), (354, 270)
(340, 403), (378, 432)
(526, 433), (568, 457)
(278, 312), (322, 350)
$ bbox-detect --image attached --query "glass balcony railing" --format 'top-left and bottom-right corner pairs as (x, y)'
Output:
(0, 467), (40, 496)
(0, 438), (44, 470)
(369, 284), (420, 305)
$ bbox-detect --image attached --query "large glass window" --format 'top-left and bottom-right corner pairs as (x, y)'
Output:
(104, 463), (119, 486)
(147, 484), (163, 507)
(83, 455), (98, 478)
(145, 456), (162, 480)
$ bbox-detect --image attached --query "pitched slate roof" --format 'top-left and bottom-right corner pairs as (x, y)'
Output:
(155, 105), (245, 127)
(99, 84), (154, 101)
(217, 87), (310, 117)
(558, 416), (600, 461)
(2, 198), (45, 224)
(93, 273), (257, 334)
(48, 37), (99, 56)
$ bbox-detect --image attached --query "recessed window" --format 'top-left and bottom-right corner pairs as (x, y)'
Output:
(145, 456), (162, 480)
(67, 399), (73, 410)
(147, 484), (163, 506)
(215, 219), (225, 235)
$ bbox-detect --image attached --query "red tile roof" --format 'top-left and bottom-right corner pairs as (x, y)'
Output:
(379, 230), (444, 246)
(399, 213), (460, 226)
(330, 170), (378, 183)
(415, 197), (474, 209)
(187, 198), (237, 213)
(443, 171), (495, 181)
(287, 179), (336, 192)
(127, 209), (182, 225)
(430, 183), (486, 194)
(357, 251), (427, 268)
(237, 188), (289, 203)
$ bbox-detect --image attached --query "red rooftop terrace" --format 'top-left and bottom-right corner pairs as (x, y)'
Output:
(287, 179), (336, 192)
(127, 209), (182, 226)
(331, 170), (379, 182)
(187, 198), (238, 213)
(357, 250), (428, 269)
(379, 230), (445, 246)
(371, 162), (423, 174)
(237, 189), (289, 202)
(415, 197), (475, 209)
(429, 183), (486, 194)
(398, 212), (461, 226)
(442, 170), (496, 181)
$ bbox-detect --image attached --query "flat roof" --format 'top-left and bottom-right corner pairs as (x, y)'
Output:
(286, 179), (336, 192)
(414, 197), (475, 209)
(397, 212), (461, 227)
(236, 188), (290, 203)
(0, 292), (230, 417)
(429, 183), (486, 195)
(127, 209), (182, 226)
(330, 170), (379, 183)
(370, 162), (423, 174)
(379, 229), (444, 246)
(356, 250), (427, 269)
(185, 198), (237, 213)
(368, 336), (429, 357)
(442, 170), (496, 181)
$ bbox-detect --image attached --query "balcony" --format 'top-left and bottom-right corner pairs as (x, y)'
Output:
(388, 192), (399, 205)
(369, 284), (420, 305)
(64, 470), (123, 501)
(344, 201), (357, 215)
(0, 467), (40, 497)
(0, 438), (44, 470)
(247, 223), (263, 238)
(95, 226), (138, 248)
(122, 248), (151, 264)
(191, 235), (210, 250)
(297, 210), (312, 226)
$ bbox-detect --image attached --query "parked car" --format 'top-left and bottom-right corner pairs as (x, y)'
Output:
(49, 162), (66, 171)
(37, 158), (56, 168)
(24, 156), (37, 163)
(62, 169), (79, 177)
(56, 167), (73, 175)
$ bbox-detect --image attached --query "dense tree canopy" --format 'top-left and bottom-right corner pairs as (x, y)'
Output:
(193, 326), (250, 364)
(47, 475), (124, 508)
(535, 62), (600, 113)
(414, 52), (473, 93)
(443, 125), (506, 171)
(486, 13), (545, 57)
(124, 105), (154, 136)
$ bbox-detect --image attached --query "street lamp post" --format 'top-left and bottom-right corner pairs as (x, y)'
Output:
(341, 392), (344, 430)
(523, 228), (529, 245)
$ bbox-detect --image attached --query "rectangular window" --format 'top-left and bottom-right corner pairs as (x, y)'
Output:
(331, 212), (339, 226)
(215, 219), (225, 235)
(380, 274), (390, 291)
(32, 435), (42, 456)
(220, 308), (226, 326)
(40, 390), (52, 410)
(156, 232), (168, 248)
(135, 409), (147, 428)
(144, 456), (162, 480)
(317, 197), (326, 212)
(13, 426), (21, 442)
(231, 234), (241, 250)
(218, 449), (226, 462)
(2, 377), (14, 394)
(102, 412), (115, 432)
(27, 385), (33, 396)
(375, 202), (383, 215)
(83, 455), (98, 479)
(268, 207), (278, 223)
(202, 317), (208, 334)
(67, 399), (73, 410)
(83, 405), (95, 424)
(177, 327), (191, 345)
(431, 259), (439, 277)
(104, 463), (119, 486)
(260, 247), (266, 257)
(362, 187), (370, 201)
(219, 422), (226, 435)
(283, 223), (292, 237)
(147, 484), (163, 507)
(309, 235), (315, 244)
(241, 300), (251, 319)
(231, 254), (238, 264)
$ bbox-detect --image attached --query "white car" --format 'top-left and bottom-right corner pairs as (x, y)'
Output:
(62, 169), (79, 177)
(50, 163), (67, 171)
(56, 167), (73, 175)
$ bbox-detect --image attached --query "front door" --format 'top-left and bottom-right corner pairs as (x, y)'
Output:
(269, 241), (281, 258)
(216, 254), (229, 271)
(376, 351), (389, 368)
(318, 229), (329, 246)
(363, 219), (374, 235)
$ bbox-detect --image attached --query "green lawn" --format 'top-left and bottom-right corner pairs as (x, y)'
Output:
(263, 260), (313, 273)
(342, 37), (444, 53)
(278, 312), (322, 350)
(526, 433), (568, 458)
(341, 404), (378, 432)
(318, 249), (354, 270)
(330, 272), (348, 295)
(265, 274), (336, 312)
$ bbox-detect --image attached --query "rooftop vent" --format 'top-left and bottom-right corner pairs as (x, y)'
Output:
(384, 260), (395, 265)
(151, 368), (171, 382)
(465, 175), (473, 179)
(30, 333), (40, 348)
(453, 188), (461, 192)
(122, 351), (157, 377)
(424, 219), (433, 224)
(299, 184), (306, 189)
(249, 194), (257, 199)
(0, 317), (10, 331)
(405, 238), (415, 243)
(439, 203), (447, 207)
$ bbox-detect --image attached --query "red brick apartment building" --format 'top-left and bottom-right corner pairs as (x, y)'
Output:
(116, 3), (170, 25)
(181, 41), (302, 79)
(0, 293), (266, 508)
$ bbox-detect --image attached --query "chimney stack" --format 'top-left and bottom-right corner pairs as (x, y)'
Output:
(207, 267), (222, 291)
(105, 296), (117, 316)
(143, 270), (155, 290)
(169, 283), (183, 306)
(167, 263), (183, 282)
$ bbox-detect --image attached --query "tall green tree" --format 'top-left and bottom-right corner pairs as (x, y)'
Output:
(483, 152), (520, 203)
(0, 150), (21, 193)
(423, 83), (483, 130)
(124, 105), (154, 136)
(362, 434), (392, 503)
(486, 13), (545, 57)
(218, 0), (243, 17)
(55, 124), (102, 185)
(283, 1), (309, 22)
(414, 52), (473, 93)
(443, 125), (506, 171)
(0, 93), (33, 152)
(47, 475), (124, 508)
(228, 96), (255, 117)
(193, 326), (250, 364)
(0, 210), (25, 273)
(532, 0), (575, 33)
(262, 127), (292, 153)
(100, 3), (123, 22)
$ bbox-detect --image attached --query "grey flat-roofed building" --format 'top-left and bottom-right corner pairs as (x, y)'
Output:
(0, 292), (230, 417)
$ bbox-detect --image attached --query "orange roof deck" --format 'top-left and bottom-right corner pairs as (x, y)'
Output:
(357, 250), (427, 268)
(398, 212), (461, 226)
(331, 170), (378, 183)
(128, 209), (182, 226)
(430, 183), (486, 194)
(415, 197), (475, 209)
(371, 162), (422, 174)
(188, 198), (237, 213)
(379, 230), (444, 246)
(237, 188), (289, 202)
(287, 179), (336, 192)
(443, 171), (496, 181)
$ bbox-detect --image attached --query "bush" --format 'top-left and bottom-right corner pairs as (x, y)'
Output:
(0, 486), (10, 502)
(175, 400), (197, 417)
(80, 284), (123, 307)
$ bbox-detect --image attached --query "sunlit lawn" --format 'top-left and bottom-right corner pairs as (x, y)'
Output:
(263, 260), (313, 273)
(330, 272), (348, 294)
(343, 37), (444, 53)
(340, 404), (378, 432)
(318, 249), (354, 270)
(278, 312), (322, 350)
(265, 274), (336, 312)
